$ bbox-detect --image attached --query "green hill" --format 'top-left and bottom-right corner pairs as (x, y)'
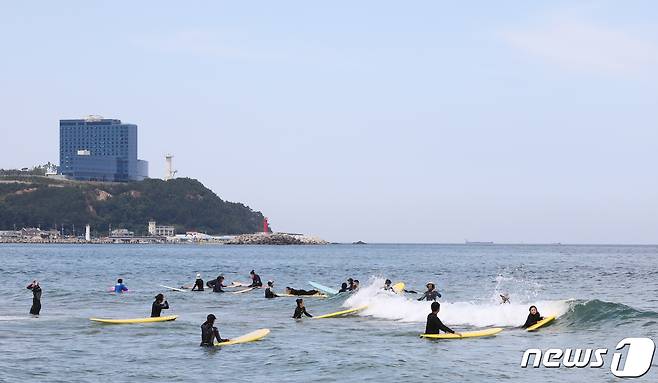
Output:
(0, 176), (266, 236)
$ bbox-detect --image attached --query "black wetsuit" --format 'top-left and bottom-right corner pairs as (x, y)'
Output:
(27, 284), (41, 315)
(192, 279), (204, 291)
(151, 300), (169, 317)
(287, 288), (319, 296)
(384, 285), (393, 291)
(200, 321), (225, 346)
(249, 274), (263, 288)
(417, 290), (441, 301)
(293, 306), (312, 319)
(425, 313), (454, 334)
(207, 279), (225, 293)
(338, 287), (348, 293)
(265, 287), (277, 298)
(522, 313), (543, 328)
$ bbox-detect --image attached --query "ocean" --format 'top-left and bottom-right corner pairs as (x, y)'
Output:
(1, 244), (656, 382)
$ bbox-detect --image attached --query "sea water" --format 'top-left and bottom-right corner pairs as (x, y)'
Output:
(0, 244), (656, 382)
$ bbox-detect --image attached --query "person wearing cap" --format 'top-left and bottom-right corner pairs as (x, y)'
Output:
(417, 282), (441, 301)
(292, 299), (313, 319)
(425, 302), (458, 335)
(206, 275), (226, 293)
(191, 273), (204, 291)
(265, 281), (278, 298)
(383, 279), (393, 291)
(248, 270), (263, 288)
(151, 293), (169, 317)
(200, 314), (229, 346)
(27, 280), (42, 316)
(113, 278), (128, 293)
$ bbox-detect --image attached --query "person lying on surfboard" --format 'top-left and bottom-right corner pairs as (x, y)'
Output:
(200, 314), (229, 346)
(338, 282), (349, 293)
(425, 302), (459, 336)
(265, 281), (278, 298)
(522, 305), (544, 328)
(292, 298), (313, 319)
(285, 287), (320, 296)
(114, 278), (128, 293)
(191, 273), (204, 291)
(248, 270), (263, 288)
(417, 282), (441, 301)
(206, 275), (227, 293)
(151, 294), (169, 317)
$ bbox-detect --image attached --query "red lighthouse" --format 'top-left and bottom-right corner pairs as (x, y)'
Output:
(263, 217), (269, 234)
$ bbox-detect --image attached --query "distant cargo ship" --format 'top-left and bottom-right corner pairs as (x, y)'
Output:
(465, 240), (494, 245)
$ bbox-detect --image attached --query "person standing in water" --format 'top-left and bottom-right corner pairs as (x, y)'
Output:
(191, 273), (204, 291)
(114, 278), (128, 293)
(265, 281), (278, 298)
(292, 298), (313, 319)
(151, 294), (169, 317)
(425, 302), (459, 335)
(27, 280), (41, 316)
(200, 314), (229, 346)
(522, 305), (544, 328)
(248, 270), (263, 288)
(417, 282), (441, 301)
(207, 275), (226, 293)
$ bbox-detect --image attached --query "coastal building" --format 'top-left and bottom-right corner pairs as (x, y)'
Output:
(110, 228), (134, 237)
(148, 220), (175, 237)
(59, 115), (148, 182)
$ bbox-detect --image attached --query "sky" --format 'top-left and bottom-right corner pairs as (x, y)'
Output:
(1, 1), (657, 244)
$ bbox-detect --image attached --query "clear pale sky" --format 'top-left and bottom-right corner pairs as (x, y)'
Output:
(1, 1), (657, 243)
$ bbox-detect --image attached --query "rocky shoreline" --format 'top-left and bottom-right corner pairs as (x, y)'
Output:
(226, 233), (329, 245)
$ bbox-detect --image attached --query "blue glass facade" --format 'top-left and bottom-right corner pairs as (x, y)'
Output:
(59, 118), (148, 181)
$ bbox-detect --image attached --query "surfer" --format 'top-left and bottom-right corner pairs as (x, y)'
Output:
(200, 314), (229, 346)
(352, 280), (360, 291)
(248, 270), (263, 288)
(292, 298), (313, 319)
(191, 273), (204, 291)
(206, 275), (227, 293)
(522, 305), (544, 328)
(26, 280), (41, 316)
(383, 279), (393, 291)
(425, 302), (458, 335)
(500, 293), (510, 304)
(265, 281), (278, 298)
(114, 278), (128, 293)
(347, 278), (355, 291)
(417, 282), (441, 301)
(338, 283), (349, 293)
(285, 287), (320, 296)
(151, 293), (169, 317)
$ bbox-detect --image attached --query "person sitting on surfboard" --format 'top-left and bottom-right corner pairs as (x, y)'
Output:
(206, 275), (226, 293)
(292, 298), (313, 319)
(200, 314), (229, 346)
(114, 278), (128, 293)
(338, 282), (349, 293)
(285, 287), (320, 296)
(191, 273), (204, 291)
(522, 305), (544, 328)
(265, 281), (278, 298)
(248, 270), (263, 288)
(151, 293), (170, 317)
(425, 302), (457, 335)
(417, 282), (441, 301)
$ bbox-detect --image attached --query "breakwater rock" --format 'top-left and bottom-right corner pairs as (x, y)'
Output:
(226, 233), (329, 245)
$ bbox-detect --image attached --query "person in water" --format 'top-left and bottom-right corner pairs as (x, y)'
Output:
(200, 314), (229, 346)
(347, 278), (355, 291)
(285, 287), (319, 296)
(248, 270), (263, 288)
(338, 282), (349, 293)
(265, 281), (278, 298)
(522, 305), (544, 328)
(191, 273), (204, 291)
(383, 279), (393, 291)
(417, 282), (441, 301)
(425, 302), (459, 335)
(500, 293), (511, 304)
(206, 275), (226, 293)
(352, 280), (360, 291)
(151, 293), (170, 317)
(27, 280), (42, 316)
(292, 298), (313, 319)
(114, 278), (128, 293)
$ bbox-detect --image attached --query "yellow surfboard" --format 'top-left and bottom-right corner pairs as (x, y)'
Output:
(314, 305), (368, 319)
(421, 327), (503, 339)
(526, 315), (556, 332)
(90, 315), (178, 324)
(215, 328), (270, 346)
(392, 282), (405, 294)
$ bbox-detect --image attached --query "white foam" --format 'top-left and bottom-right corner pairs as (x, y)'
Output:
(343, 277), (570, 327)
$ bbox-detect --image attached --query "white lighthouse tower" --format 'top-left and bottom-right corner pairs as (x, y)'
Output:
(164, 154), (177, 181)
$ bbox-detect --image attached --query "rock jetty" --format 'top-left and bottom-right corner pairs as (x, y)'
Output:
(226, 233), (328, 245)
